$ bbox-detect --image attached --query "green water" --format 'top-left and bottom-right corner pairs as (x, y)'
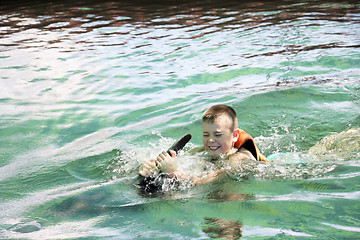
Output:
(0, 0), (359, 239)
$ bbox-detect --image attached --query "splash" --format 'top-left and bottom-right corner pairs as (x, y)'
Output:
(248, 128), (360, 180)
(110, 128), (360, 188)
(107, 133), (195, 181)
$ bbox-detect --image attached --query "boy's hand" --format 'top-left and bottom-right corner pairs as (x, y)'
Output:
(138, 150), (177, 177)
(139, 159), (160, 177)
(157, 150), (178, 174)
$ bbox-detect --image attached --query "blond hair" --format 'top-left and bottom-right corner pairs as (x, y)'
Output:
(202, 105), (238, 131)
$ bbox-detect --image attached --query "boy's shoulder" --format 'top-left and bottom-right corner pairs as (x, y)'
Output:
(188, 146), (205, 153)
(232, 147), (256, 160)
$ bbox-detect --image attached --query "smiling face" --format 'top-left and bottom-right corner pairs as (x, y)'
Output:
(202, 115), (238, 157)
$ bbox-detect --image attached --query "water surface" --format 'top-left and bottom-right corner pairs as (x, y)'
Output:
(0, 0), (359, 239)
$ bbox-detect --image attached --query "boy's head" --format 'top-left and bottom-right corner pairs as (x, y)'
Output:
(202, 105), (238, 131)
(202, 105), (239, 157)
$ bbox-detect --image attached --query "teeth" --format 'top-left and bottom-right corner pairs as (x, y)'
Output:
(209, 146), (219, 150)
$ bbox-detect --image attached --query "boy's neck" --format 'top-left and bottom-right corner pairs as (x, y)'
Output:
(207, 147), (237, 163)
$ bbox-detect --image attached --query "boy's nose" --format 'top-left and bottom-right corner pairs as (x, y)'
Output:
(208, 138), (215, 143)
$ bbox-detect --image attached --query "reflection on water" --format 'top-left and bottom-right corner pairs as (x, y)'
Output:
(202, 217), (242, 240)
(1, 0), (359, 101)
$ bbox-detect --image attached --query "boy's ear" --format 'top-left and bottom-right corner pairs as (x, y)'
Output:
(233, 128), (240, 142)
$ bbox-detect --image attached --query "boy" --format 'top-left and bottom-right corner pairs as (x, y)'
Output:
(139, 105), (268, 185)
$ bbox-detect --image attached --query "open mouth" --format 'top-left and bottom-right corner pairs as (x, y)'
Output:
(208, 146), (220, 151)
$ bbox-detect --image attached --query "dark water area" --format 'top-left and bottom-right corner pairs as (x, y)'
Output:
(1, 0), (360, 239)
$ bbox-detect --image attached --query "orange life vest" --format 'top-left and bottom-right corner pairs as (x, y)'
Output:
(234, 129), (268, 162)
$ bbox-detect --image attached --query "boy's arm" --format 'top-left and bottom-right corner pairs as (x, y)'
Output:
(139, 147), (254, 185)
(161, 168), (226, 185)
(189, 168), (226, 185)
(188, 148), (256, 184)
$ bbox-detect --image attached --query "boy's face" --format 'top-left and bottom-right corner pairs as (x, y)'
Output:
(202, 115), (238, 157)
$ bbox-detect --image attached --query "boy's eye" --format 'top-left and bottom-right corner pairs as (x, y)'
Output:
(203, 133), (209, 137)
(215, 133), (222, 137)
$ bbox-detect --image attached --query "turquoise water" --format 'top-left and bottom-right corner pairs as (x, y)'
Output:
(1, 0), (359, 239)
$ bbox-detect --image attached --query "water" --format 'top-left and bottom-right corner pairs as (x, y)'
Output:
(0, 0), (359, 239)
